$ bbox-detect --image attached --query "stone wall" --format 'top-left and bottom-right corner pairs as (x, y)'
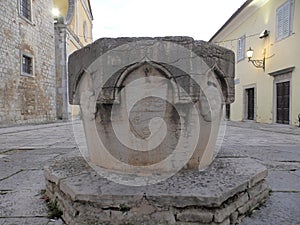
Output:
(0, 0), (56, 125)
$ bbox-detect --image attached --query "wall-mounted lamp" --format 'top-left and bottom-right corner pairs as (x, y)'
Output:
(246, 47), (265, 71)
(52, 8), (60, 18)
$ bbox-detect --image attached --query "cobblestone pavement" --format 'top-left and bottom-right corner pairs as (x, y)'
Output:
(0, 120), (299, 225)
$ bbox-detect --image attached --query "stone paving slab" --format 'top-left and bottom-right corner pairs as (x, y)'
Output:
(0, 217), (50, 225)
(0, 189), (47, 217)
(228, 121), (300, 136)
(242, 192), (300, 225)
(0, 151), (60, 171)
(267, 170), (300, 192)
(0, 170), (45, 191)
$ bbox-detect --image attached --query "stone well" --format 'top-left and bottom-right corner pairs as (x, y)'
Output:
(44, 37), (269, 224)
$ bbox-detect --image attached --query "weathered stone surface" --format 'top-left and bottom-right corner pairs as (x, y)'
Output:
(176, 209), (213, 223)
(214, 192), (249, 222)
(1, 120), (299, 224)
(68, 37), (235, 104)
(44, 156), (92, 185)
(0, 170), (45, 190)
(248, 180), (269, 199)
(67, 37), (235, 172)
(45, 156), (267, 207)
(0, 190), (47, 217)
(267, 170), (300, 192)
(0, 217), (50, 225)
(242, 192), (300, 225)
(237, 189), (270, 215)
(45, 155), (269, 225)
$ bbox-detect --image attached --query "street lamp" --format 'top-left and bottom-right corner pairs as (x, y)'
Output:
(246, 47), (265, 71)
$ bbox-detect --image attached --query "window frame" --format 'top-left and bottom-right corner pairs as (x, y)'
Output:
(83, 21), (89, 42)
(19, 0), (33, 23)
(237, 35), (246, 62)
(275, 0), (294, 41)
(20, 52), (34, 77)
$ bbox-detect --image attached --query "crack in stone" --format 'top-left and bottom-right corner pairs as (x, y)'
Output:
(272, 190), (300, 193)
(0, 169), (23, 182)
(276, 160), (300, 163)
(0, 216), (48, 219)
(0, 123), (68, 135)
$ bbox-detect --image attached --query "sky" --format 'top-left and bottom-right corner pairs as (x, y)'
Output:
(90, 0), (246, 41)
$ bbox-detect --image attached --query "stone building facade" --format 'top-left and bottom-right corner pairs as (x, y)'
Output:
(0, 0), (56, 125)
(210, 0), (300, 125)
(53, 0), (93, 119)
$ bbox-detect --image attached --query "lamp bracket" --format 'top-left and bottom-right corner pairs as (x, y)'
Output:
(248, 58), (265, 71)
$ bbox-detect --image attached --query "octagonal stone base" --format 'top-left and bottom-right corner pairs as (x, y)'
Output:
(44, 156), (270, 225)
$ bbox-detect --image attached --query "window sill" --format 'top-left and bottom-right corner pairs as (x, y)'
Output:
(21, 72), (34, 77)
(19, 15), (35, 26)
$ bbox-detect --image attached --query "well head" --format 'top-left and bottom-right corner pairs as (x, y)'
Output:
(68, 37), (235, 177)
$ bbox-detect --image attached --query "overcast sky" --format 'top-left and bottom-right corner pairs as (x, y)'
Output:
(90, 0), (246, 41)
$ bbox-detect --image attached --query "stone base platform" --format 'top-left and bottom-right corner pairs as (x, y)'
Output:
(44, 156), (270, 225)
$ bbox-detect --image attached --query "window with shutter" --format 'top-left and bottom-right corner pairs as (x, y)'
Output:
(237, 35), (245, 62)
(276, 0), (294, 41)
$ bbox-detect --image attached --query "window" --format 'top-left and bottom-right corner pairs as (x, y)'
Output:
(237, 35), (245, 62)
(20, 0), (31, 21)
(83, 21), (88, 42)
(21, 53), (33, 76)
(276, 0), (294, 41)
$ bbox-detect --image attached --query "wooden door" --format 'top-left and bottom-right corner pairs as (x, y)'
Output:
(246, 88), (254, 120)
(276, 81), (290, 124)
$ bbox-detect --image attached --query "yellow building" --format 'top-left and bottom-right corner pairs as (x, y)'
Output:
(53, 0), (93, 119)
(210, 0), (299, 125)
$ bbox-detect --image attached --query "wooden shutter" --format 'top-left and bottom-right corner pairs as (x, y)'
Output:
(276, 0), (292, 40)
(237, 35), (245, 61)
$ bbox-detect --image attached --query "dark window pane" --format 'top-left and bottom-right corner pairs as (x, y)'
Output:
(22, 55), (32, 74)
(20, 0), (31, 20)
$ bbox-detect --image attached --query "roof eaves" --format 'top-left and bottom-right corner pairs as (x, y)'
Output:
(209, 0), (253, 42)
(87, 0), (94, 20)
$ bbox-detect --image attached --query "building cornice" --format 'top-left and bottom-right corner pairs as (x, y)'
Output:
(209, 0), (270, 42)
(81, 0), (93, 22)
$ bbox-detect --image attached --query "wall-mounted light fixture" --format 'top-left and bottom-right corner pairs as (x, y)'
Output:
(52, 8), (60, 18)
(52, 8), (60, 23)
(246, 47), (265, 71)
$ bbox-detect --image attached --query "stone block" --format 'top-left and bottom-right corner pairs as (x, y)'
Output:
(248, 180), (269, 199)
(176, 209), (213, 223)
(214, 192), (248, 222)
(217, 218), (230, 225)
(150, 211), (176, 224)
(238, 188), (270, 214)
(229, 211), (239, 225)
